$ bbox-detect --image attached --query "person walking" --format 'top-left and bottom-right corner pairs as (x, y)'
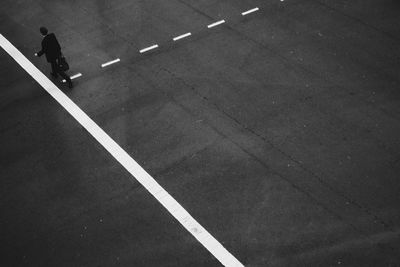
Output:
(35, 27), (73, 88)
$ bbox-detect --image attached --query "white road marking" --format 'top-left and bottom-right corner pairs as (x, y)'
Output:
(207, 20), (225, 28)
(62, 72), (82, 83)
(241, 7), (259, 16)
(101, 58), (120, 68)
(139, 44), (159, 53)
(0, 34), (244, 267)
(173, 32), (192, 41)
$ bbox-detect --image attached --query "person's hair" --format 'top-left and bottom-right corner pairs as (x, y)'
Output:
(40, 27), (48, 36)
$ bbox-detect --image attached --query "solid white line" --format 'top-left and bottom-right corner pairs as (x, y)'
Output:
(173, 32), (191, 41)
(101, 58), (120, 68)
(0, 34), (244, 267)
(207, 20), (225, 28)
(241, 7), (259, 16)
(140, 44), (158, 53)
(62, 72), (82, 83)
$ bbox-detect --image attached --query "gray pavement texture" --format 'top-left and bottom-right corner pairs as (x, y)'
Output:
(1, 0), (400, 266)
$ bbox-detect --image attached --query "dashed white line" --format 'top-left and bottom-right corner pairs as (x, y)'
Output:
(140, 44), (159, 53)
(207, 20), (225, 28)
(101, 58), (120, 68)
(0, 34), (244, 267)
(62, 72), (82, 83)
(173, 32), (192, 41)
(241, 7), (259, 16)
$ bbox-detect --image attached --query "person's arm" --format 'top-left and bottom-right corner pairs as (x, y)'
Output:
(53, 34), (61, 56)
(35, 39), (46, 57)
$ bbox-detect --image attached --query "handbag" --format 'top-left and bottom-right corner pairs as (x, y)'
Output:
(57, 54), (69, 71)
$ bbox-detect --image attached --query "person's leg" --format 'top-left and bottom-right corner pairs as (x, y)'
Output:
(53, 57), (73, 88)
(56, 69), (73, 88)
(50, 61), (58, 77)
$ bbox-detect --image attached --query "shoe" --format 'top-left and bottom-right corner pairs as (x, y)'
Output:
(68, 80), (73, 89)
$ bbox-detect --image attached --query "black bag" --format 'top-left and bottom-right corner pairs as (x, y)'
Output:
(57, 55), (69, 71)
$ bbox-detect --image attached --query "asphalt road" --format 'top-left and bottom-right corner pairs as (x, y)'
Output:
(1, 0), (400, 266)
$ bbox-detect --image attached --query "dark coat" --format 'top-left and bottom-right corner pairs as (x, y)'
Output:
(37, 33), (61, 62)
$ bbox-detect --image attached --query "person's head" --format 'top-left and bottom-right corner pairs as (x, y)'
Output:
(39, 27), (48, 36)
